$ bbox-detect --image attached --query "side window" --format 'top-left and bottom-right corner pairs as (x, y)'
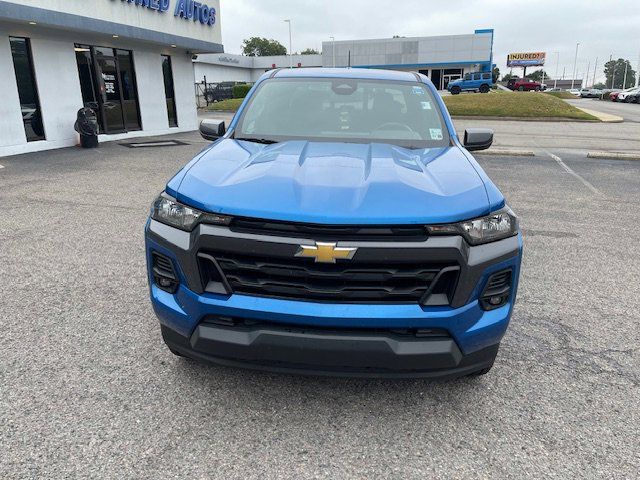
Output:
(482, 73), (491, 80)
(472, 73), (481, 81)
(464, 73), (471, 81)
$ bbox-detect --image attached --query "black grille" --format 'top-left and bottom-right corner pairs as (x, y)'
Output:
(229, 218), (428, 242)
(200, 251), (458, 304)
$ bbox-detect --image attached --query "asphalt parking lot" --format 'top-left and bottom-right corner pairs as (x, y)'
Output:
(566, 97), (640, 123)
(1, 124), (639, 478)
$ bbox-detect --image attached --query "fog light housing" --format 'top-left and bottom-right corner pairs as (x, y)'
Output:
(152, 252), (179, 294)
(479, 269), (512, 311)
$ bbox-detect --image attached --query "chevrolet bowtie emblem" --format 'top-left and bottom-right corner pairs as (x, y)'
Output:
(295, 242), (357, 263)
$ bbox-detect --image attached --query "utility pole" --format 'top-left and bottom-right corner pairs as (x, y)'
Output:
(609, 54), (615, 89)
(585, 60), (590, 88)
(592, 57), (598, 87)
(571, 42), (580, 89)
(330, 36), (335, 68)
(636, 51), (640, 87)
(554, 51), (560, 89)
(622, 61), (629, 89)
(284, 19), (292, 69)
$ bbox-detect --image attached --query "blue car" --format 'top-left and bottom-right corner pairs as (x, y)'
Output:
(447, 71), (494, 94)
(145, 68), (522, 378)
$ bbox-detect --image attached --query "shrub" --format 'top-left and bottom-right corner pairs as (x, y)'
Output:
(600, 91), (611, 101)
(233, 84), (252, 99)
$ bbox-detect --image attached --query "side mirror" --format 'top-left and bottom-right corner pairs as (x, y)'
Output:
(464, 128), (493, 151)
(199, 119), (226, 141)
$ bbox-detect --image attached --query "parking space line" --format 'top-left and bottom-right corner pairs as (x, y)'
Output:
(547, 151), (603, 196)
(0, 164), (4, 169)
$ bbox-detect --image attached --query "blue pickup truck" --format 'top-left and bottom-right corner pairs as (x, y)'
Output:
(145, 68), (522, 378)
(447, 71), (494, 94)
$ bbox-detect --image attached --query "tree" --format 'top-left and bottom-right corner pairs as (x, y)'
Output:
(604, 58), (636, 89)
(527, 70), (551, 82)
(492, 67), (500, 83)
(592, 82), (607, 90)
(300, 48), (319, 55)
(502, 73), (516, 82)
(241, 37), (287, 57)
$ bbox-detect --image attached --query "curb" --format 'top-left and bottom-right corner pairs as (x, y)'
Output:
(451, 115), (598, 122)
(572, 107), (623, 123)
(587, 151), (640, 161)
(475, 149), (535, 156)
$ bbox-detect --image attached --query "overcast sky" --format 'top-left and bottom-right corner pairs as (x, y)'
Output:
(220, 0), (640, 83)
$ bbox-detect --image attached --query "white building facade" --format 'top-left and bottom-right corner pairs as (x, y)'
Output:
(194, 30), (494, 92)
(0, 0), (223, 157)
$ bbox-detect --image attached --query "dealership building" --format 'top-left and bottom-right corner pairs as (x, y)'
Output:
(195, 29), (494, 91)
(0, 0), (222, 157)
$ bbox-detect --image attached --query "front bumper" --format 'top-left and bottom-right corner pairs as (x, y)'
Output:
(146, 219), (522, 377)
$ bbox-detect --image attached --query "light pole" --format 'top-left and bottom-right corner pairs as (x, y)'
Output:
(284, 19), (292, 69)
(622, 60), (629, 89)
(592, 57), (598, 88)
(571, 42), (580, 89)
(330, 36), (335, 68)
(553, 51), (560, 89)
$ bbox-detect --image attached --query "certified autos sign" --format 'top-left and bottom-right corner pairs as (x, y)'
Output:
(507, 52), (546, 67)
(120, 0), (217, 26)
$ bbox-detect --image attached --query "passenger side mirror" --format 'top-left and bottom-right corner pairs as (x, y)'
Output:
(464, 128), (493, 151)
(199, 119), (226, 141)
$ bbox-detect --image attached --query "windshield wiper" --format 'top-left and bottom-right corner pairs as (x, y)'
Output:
(234, 137), (278, 144)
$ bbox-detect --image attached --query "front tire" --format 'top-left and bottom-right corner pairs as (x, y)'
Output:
(535, 86), (541, 92)
(479, 84), (490, 93)
(450, 86), (461, 95)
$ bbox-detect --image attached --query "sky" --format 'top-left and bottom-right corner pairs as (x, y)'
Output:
(219, 0), (640, 84)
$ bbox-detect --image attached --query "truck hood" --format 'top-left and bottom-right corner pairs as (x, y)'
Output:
(171, 139), (494, 224)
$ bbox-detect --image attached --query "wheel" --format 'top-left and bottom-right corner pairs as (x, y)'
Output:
(518, 86), (525, 91)
(534, 86), (541, 92)
(479, 84), (490, 93)
(450, 86), (461, 95)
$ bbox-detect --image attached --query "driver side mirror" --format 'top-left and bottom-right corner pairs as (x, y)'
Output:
(464, 128), (493, 151)
(199, 119), (226, 141)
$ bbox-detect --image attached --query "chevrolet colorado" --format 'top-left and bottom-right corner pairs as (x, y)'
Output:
(145, 68), (523, 378)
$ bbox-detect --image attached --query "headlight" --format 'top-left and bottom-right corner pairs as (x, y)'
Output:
(426, 207), (518, 245)
(151, 194), (231, 231)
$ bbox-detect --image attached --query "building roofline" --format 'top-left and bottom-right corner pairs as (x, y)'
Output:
(0, 1), (223, 53)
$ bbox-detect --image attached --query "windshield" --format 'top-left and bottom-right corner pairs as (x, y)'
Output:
(235, 78), (450, 148)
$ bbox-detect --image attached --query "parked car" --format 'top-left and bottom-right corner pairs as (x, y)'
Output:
(608, 89), (624, 101)
(618, 87), (640, 103)
(626, 90), (640, 103)
(447, 71), (494, 94)
(507, 78), (543, 91)
(567, 89), (581, 97)
(146, 68), (523, 378)
(580, 88), (603, 98)
(205, 81), (244, 103)
(544, 87), (562, 93)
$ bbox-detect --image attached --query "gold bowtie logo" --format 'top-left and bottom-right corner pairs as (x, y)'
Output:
(295, 242), (357, 264)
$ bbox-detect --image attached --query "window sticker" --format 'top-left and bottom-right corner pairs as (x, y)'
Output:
(429, 128), (443, 140)
(412, 86), (425, 95)
(421, 101), (432, 110)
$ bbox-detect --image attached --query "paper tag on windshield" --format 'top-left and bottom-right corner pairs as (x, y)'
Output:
(421, 101), (432, 110)
(412, 86), (425, 95)
(429, 128), (443, 140)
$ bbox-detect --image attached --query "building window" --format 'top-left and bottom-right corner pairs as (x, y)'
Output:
(10, 37), (45, 142)
(161, 55), (178, 127)
(74, 44), (141, 134)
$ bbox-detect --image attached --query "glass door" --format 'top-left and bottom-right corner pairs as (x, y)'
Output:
(94, 47), (125, 133)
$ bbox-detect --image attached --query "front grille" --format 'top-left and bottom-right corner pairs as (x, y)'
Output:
(229, 218), (428, 242)
(199, 250), (458, 304)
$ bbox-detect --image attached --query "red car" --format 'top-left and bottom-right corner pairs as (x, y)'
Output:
(507, 78), (544, 91)
(609, 91), (622, 102)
